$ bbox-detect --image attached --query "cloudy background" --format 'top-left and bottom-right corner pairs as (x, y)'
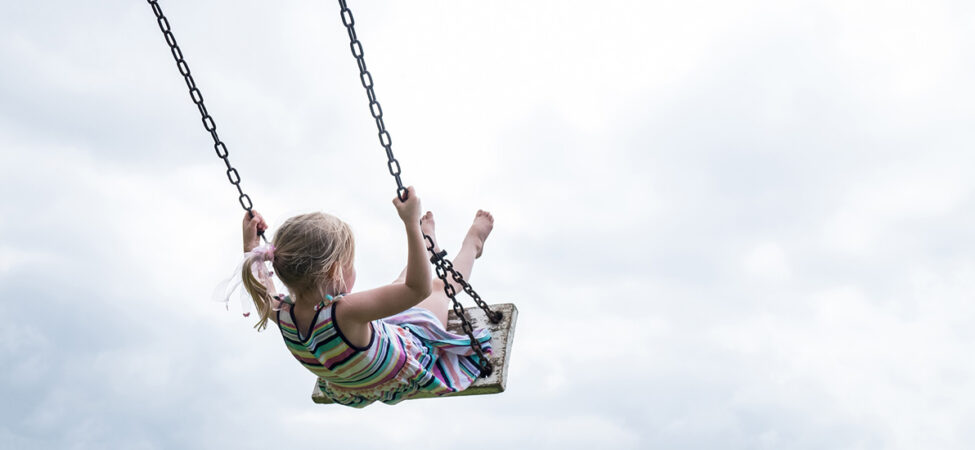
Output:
(2, 0), (975, 448)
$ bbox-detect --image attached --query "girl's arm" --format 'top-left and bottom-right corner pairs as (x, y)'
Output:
(339, 187), (432, 322)
(401, 216), (433, 297)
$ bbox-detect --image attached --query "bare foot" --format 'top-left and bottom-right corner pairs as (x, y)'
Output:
(420, 211), (441, 253)
(465, 210), (494, 258)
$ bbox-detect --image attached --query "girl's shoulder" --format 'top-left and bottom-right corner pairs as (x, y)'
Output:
(272, 294), (295, 309)
(270, 294), (294, 325)
(331, 293), (375, 349)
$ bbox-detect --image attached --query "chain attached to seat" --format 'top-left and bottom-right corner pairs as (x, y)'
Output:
(337, 0), (503, 376)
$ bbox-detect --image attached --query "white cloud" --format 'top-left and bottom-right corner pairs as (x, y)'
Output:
(741, 242), (792, 281)
(821, 160), (971, 256)
(0, 246), (56, 274)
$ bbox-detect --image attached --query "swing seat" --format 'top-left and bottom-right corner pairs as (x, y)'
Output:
(311, 302), (518, 404)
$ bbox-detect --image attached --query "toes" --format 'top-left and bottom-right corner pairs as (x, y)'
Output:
(475, 210), (493, 222)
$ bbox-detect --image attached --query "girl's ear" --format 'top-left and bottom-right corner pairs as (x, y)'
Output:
(328, 265), (348, 292)
(323, 266), (342, 289)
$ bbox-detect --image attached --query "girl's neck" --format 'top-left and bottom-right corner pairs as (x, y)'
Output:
(293, 286), (343, 309)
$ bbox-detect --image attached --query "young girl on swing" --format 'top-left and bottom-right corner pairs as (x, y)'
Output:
(236, 186), (494, 407)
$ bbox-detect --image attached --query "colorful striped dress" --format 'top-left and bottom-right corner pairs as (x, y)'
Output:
(274, 295), (492, 408)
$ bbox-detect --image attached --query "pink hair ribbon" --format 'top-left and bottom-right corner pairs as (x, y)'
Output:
(212, 245), (285, 317)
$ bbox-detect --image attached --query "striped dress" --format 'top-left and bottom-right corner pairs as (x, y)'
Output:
(275, 295), (492, 408)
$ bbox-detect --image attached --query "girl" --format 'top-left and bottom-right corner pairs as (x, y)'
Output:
(237, 186), (495, 407)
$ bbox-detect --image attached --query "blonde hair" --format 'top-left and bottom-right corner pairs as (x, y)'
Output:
(242, 212), (355, 331)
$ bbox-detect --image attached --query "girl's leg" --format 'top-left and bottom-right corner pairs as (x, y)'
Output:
(414, 210), (494, 326)
(444, 210), (493, 282)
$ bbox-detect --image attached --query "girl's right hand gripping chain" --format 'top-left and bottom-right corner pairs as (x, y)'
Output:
(393, 186), (421, 224)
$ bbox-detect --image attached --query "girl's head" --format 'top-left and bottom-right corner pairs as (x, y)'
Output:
(242, 212), (355, 330)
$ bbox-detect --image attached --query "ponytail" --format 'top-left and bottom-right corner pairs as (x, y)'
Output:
(241, 245), (276, 331)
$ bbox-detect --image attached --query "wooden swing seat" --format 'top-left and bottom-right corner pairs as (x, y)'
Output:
(311, 302), (518, 404)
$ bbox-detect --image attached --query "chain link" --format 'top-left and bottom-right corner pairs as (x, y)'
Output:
(425, 237), (496, 376)
(336, 0), (502, 376)
(147, 0), (266, 243)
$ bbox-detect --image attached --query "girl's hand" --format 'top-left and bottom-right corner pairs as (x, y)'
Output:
(392, 186), (421, 224)
(242, 210), (268, 252)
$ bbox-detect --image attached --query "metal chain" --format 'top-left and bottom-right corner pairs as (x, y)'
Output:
(338, 0), (502, 376)
(147, 0), (266, 243)
(336, 0), (407, 203)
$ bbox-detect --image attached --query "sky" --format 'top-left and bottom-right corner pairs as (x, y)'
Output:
(2, 0), (975, 449)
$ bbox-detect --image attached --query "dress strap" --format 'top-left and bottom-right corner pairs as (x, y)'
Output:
(272, 294), (295, 312)
(314, 293), (345, 312)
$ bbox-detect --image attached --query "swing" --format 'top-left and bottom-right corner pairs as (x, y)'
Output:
(146, 0), (518, 402)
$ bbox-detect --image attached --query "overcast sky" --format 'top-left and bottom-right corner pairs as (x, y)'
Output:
(2, 0), (975, 449)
